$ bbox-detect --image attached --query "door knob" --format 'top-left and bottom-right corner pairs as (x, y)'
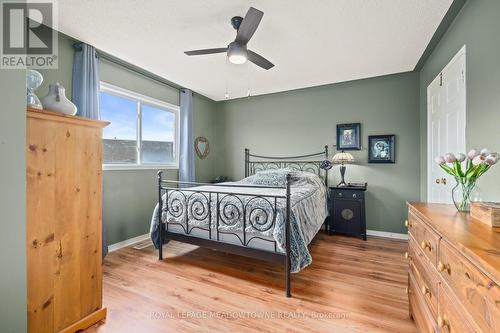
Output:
(435, 178), (440, 184)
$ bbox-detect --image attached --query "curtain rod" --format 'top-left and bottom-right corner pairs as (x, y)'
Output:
(72, 41), (185, 93)
(96, 49), (185, 92)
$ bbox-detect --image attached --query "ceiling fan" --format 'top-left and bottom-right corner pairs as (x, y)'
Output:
(184, 7), (274, 70)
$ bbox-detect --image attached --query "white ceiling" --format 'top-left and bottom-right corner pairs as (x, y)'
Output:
(55, 0), (452, 101)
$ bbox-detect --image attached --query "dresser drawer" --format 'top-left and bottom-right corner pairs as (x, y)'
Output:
(406, 211), (420, 236)
(333, 189), (364, 199)
(438, 283), (479, 333)
(408, 212), (440, 267)
(409, 236), (439, 317)
(409, 272), (439, 333)
(438, 239), (500, 333)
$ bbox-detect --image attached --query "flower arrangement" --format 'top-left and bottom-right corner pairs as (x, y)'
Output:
(435, 149), (499, 212)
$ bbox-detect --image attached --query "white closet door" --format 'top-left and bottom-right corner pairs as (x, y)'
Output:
(427, 46), (466, 203)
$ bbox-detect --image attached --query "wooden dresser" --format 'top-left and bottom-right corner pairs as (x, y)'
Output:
(406, 202), (500, 333)
(27, 109), (109, 332)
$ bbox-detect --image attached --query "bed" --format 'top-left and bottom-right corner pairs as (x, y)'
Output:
(150, 146), (331, 297)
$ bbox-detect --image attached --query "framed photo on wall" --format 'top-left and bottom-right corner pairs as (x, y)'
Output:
(336, 123), (361, 150)
(368, 135), (395, 163)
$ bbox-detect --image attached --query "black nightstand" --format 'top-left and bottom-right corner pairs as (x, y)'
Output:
(328, 184), (367, 240)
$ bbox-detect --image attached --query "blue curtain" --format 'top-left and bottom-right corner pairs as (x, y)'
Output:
(72, 43), (100, 119)
(179, 89), (195, 185)
(72, 43), (108, 257)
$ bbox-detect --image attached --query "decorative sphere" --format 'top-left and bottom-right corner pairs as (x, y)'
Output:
(27, 69), (43, 90)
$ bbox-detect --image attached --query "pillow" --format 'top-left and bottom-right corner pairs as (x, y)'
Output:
(243, 168), (324, 187)
(251, 168), (293, 187)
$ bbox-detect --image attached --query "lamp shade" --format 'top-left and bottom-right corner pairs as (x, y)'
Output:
(332, 151), (355, 165)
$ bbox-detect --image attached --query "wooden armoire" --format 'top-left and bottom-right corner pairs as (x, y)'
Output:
(26, 108), (109, 333)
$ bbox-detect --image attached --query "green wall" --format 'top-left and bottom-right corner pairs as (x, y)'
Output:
(419, 0), (500, 201)
(216, 72), (421, 234)
(38, 32), (219, 245)
(0, 69), (27, 331)
(32, 0), (500, 244)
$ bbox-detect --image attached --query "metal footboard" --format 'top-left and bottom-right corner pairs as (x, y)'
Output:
(157, 172), (293, 297)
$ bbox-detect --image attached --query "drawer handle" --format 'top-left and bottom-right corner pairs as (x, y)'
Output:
(438, 261), (451, 275)
(420, 240), (432, 251)
(405, 287), (411, 295)
(437, 316), (450, 330)
(405, 220), (413, 228)
(404, 252), (411, 261)
(421, 285), (431, 297)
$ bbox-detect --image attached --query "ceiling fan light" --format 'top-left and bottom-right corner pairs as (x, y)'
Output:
(227, 42), (247, 65)
(228, 54), (247, 64)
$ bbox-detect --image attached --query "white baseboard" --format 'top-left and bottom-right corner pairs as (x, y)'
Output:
(367, 230), (408, 240)
(107, 230), (407, 252)
(108, 233), (150, 252)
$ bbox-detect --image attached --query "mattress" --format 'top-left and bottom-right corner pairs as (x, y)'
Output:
(151, 169), (328, 272)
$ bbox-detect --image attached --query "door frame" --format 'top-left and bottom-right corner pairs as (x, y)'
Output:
(426, 45), (467, 202)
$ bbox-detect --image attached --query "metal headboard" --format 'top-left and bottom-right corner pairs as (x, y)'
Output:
(244, 145), (330, 187)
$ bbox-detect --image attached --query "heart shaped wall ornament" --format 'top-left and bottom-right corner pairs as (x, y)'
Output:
(195, 136), (210, 160)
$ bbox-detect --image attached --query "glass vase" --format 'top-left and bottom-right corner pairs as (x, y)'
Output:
(452, 178), (480, 212)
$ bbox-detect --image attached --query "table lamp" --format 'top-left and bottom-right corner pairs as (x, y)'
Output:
(332, 151), (355, 187)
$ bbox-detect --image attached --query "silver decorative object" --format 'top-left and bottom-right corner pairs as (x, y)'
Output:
(41, 82), (77, 116)
(26, 69), (43, 109)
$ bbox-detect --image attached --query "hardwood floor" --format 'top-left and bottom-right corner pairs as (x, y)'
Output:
(86, 233), (416, 333)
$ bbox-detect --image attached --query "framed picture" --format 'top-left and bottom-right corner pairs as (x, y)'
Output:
(336, 123), (361, 150)
(368, 135), (395, 163)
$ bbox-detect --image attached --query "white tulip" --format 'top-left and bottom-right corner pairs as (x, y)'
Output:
(456, 153), (466, 162)
(472, 155), (486, 166)
(435, 156), (445, 164)
(480, 148), (490, 157)
(467, 149), (480, 160)
(485, 154), (499, 166)
(444, 153), (457, 163)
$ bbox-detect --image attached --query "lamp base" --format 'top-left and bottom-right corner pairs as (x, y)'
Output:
(337, 164), (348, 187)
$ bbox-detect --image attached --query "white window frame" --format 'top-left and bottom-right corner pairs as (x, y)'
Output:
(100, 81), (180, 171)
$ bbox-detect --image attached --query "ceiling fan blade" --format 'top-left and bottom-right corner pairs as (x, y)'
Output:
(184, 48), (227, 56)
(248, 50), (274, 70)
(235, 7), (263, 45)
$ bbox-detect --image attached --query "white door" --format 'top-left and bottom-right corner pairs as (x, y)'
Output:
(427, 46), (466, 203)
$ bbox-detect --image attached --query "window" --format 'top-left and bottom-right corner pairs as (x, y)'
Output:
(99, 82), (179, 169)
